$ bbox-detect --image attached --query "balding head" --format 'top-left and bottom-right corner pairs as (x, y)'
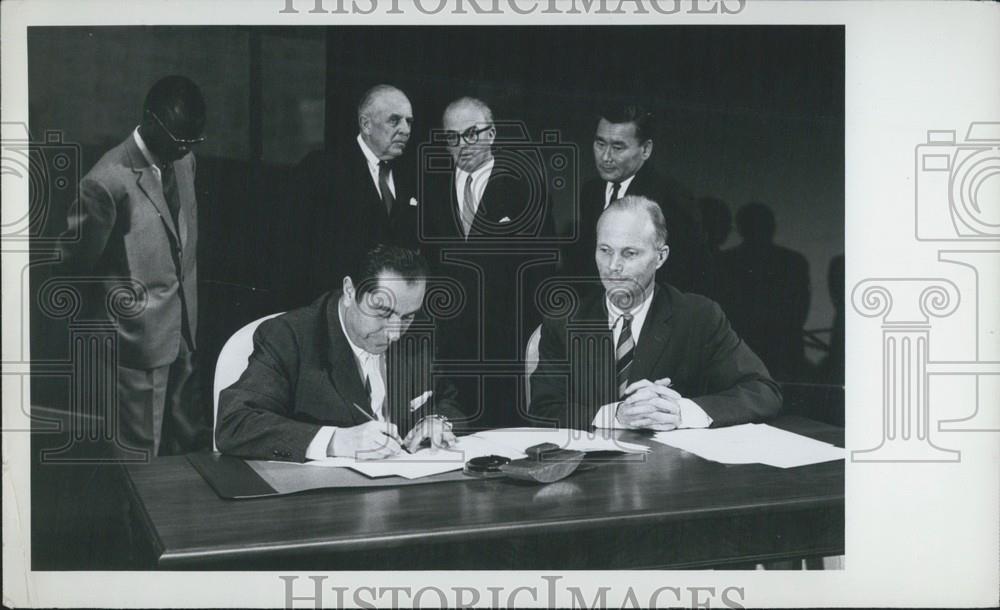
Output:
(357, 84), (413, 160)
(595, 195), (669, 309)
(442, 96), (495, 172)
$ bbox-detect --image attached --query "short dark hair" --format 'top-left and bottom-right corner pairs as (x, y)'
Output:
(143, 75), (206, 132)
(350, 244), (429, 301)
(598, 102), (655, 143)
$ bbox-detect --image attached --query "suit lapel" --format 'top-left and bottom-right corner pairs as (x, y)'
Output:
(127, 139), (180, 243)
(629, 286), (674, 384)
(355, 144), (390, 223)
(323, 293), (376, 425)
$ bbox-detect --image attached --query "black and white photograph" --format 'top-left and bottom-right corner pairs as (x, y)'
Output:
(2, 1), (997, 608)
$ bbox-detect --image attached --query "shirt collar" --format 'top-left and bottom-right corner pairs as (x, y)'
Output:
(457, 157), (494, 184)
(606, 173), (637, 198)
(356, 133), (384, 172)
(338, 296), (379, 366)
(606, 286), (654, 330)
(133, 127), (162, 170)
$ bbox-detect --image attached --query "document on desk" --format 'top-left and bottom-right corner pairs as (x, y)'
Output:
(299, 427), (648, 479)
(651, 423), (844, 468)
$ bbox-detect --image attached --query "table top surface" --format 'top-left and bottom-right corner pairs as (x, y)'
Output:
(125, 416), (844, 565)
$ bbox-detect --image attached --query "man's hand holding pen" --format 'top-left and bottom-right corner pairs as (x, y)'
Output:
(615, 377), (683, 431)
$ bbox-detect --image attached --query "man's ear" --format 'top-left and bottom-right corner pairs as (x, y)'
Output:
(655, 245), (670, 269)
(342, 276), (355, 303)
(641, 139), (654, 161)
(358, 114), (370, 135)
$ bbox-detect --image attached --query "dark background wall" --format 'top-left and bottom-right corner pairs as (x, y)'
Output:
(28, 25), (843, 402)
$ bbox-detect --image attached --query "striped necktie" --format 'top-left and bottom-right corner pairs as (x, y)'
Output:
(461, 173), (476, 237)
(377, 160), (395, 214)
(616, 313), (635, 399)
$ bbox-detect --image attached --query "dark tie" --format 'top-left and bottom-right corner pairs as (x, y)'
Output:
(616, 313), (635, 399)
(609, 181), (621, 207)
(377, 161), (395, 214)
(160, 163), (181, 230)
(461, 173), (476, 237)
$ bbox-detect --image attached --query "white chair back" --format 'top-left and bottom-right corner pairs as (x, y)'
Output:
(212, 312), (283, 451)
(524, 324), (542, 409)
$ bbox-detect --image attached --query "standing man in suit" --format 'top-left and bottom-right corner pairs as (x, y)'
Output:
(281, 84), (419, 309)
(531, 195), (780, 430)
(564, 103), (714, 297)
(58, 75), (208, 456)
(421, 97), (557, 428)
(216, 245), (462, 462)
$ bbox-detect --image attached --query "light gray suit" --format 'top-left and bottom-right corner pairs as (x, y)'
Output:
(59, 132), (205, 455)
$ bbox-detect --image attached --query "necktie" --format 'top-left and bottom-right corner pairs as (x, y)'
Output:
(608, 181), (621, 208)
(364, 356), (387, 421)
(461, 173), (476, 237)
(160, 163), (181, 231)
(616, 313), (635, 399)
(377, 161), (395, 214)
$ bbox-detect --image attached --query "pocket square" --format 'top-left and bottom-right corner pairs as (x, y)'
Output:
(409, 390), (433, 412)
(409, 197), (418, 207)
(499, 216), (512, 223)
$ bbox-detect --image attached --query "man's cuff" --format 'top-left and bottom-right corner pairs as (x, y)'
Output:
(677, 398), (713, 429)
(592, 402), (628, 429)
(305, 426), (338, 460)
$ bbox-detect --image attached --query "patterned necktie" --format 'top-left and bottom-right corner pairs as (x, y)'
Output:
(377, 160), (395, 214)
(608, 181), (621, 208)
(364, 356), (387, 421)
(461, 173), (476, 237)
(616, 313), (635, 399)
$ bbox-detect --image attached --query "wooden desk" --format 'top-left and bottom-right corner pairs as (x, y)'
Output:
(125, 416), (843, 570)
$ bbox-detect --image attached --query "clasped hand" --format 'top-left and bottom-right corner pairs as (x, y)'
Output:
(615, 377), (683, 431)
(329, 417), (456, 460)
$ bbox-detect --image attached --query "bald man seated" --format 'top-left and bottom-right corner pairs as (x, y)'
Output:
(529, 195), (781, 430)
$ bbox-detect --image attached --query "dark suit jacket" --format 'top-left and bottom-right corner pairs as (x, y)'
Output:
(276, 140), (421, 308)
(564, 163), (715, 297)
(420, 150), (558, 427)
(215, 291), (463, 462)
(529, 283), (781, 429)
(58, 133), (198, 369)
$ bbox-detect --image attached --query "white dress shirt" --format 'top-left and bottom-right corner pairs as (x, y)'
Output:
(133, 127), (164, 180)
(305, 301), (387, 460)
(604, 174), (637, 208)
(357, 133), (396, 199)
(592, 289), (713, 430)
(454, 157), (495, 219)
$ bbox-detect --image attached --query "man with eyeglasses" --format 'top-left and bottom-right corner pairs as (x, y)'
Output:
(282, 84), (420, 310)
(216, 245), (464, 462)
(563, 103), (715, 298)
(421, 97), (556, 428)
(58, 75), (209, 457)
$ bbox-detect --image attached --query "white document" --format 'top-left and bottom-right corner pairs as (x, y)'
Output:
(651, 423), (845, 468)
(297, 427), (648, 479)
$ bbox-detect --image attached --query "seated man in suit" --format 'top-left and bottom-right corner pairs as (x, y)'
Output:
(216, 245), (462, 462)
(530, 195), (781, 430)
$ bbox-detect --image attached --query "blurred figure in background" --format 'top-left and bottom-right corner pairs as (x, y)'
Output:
(719, 202), (811, 382)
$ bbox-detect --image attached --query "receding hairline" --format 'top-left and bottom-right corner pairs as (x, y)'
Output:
(357, 84), (409, 121)
(442, 96), (494, 125)
(598, 195), (668, 246)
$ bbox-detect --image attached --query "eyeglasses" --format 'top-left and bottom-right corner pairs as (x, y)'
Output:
(442, 124), (493, 147)
(147, 110), (206, 146)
